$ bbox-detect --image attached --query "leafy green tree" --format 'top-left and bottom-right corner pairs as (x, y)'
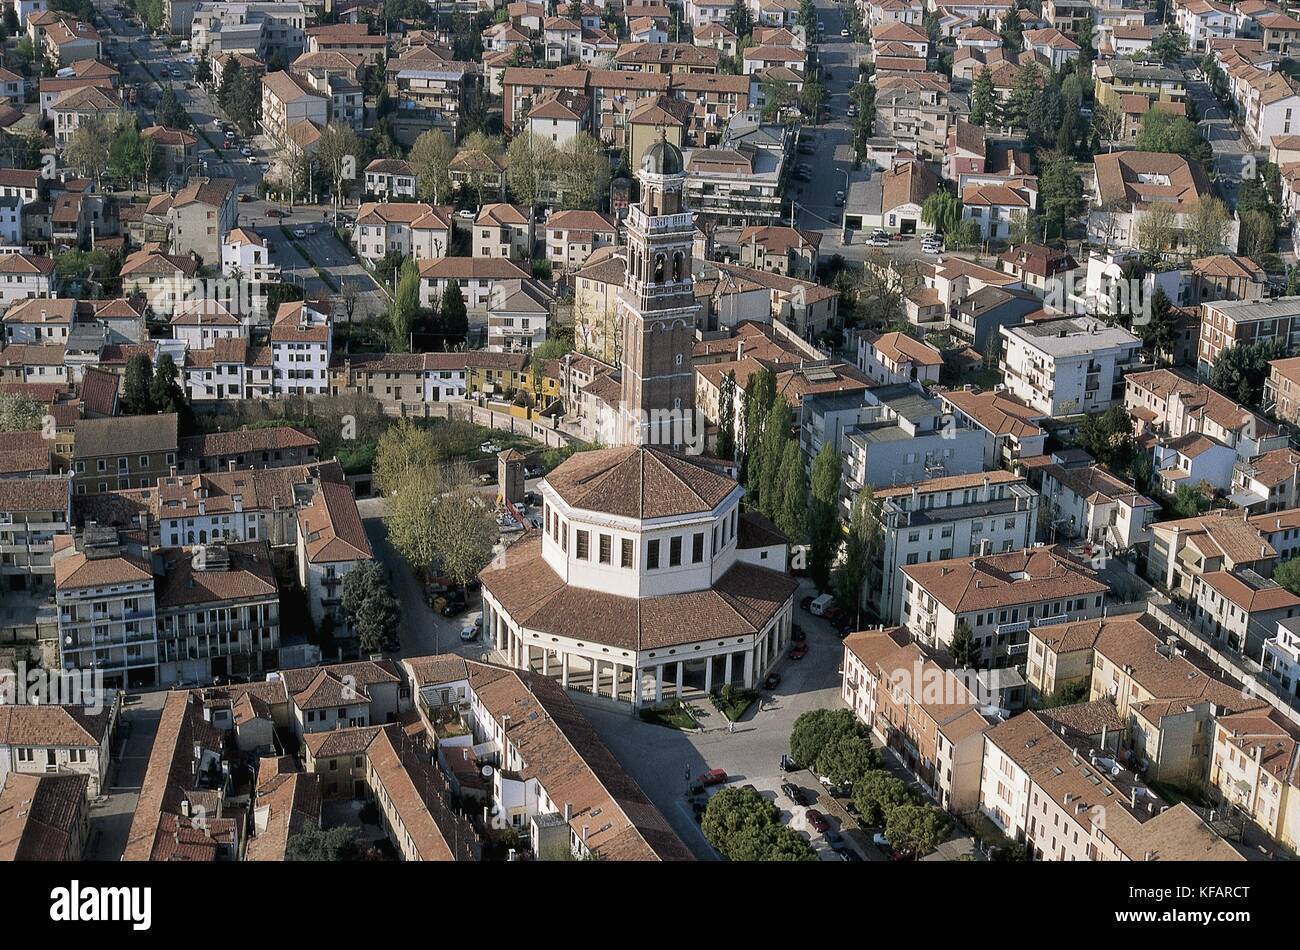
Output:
(789, 708), (864, 771)
(807, 441), (842, 592)
(440, 280), (468, 337)
(1134, 111), (1211, 167)
(1136, 288), (1178, 365)
(429, 466), (498, 588)
(921, 190), (962, 237)
(1170, 483), (1211, 520)
(727, 0), (753, 39)
(774, 439), (805, 541)
(1150, 29), (1185, 66)
(340, 561), (401, 653)
(950, 620), (979, 669)
(409, 129), (455, 204)
(506, 132), (557, 215)
(65, 117), (113, 187)
(556, 133), (610, 211)
(1274, 556), (1300, 596)
(852, 770), (910, 826)
(1076, 405), (1134, 472)
(388, 258), (420, 351)
(741, 367), (776, 494)
(1005, 62), (1042, 131)
(122, 352), (154, 415)
(970, 67), (998, 127)
(832, 487), (878, 628)
(156, 85), (190, 129)
(884, 803), (953, 855)
(387, 470), (440, 569)
(701, 786), (817, 861)
(286, 825), (362, 861)
(316, 122), (363, 205)
(194, 52), (211, 85)
(717, 370), (736, 462)
(1039, 159), (1085, 239)
(0, 392), (44, 432)
(373, 419), (439, 496)
(814, 734), (880, 788)
(756, 398), (792, 522)
(1209, 339), (1289, 405)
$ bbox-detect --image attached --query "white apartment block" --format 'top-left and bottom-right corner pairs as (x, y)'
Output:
(1000, 317), (1142, 417)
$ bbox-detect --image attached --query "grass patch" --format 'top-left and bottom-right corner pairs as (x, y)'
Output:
(710, 685), (758, 722)
(638, 702), (698, 731)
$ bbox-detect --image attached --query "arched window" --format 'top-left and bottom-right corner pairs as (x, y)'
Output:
(187, 531), (195, 544)
(199, 530), (207, 543)
(654, 253), (665, 283)
(672, 251), (684, 282)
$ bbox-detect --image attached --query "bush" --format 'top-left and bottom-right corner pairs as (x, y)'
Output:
(701, 786), (817, 861)
(789, 708), (865, 771)
(851, 770), (911, 826)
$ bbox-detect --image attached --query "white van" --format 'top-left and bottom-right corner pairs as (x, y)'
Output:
(809, 593), (834, 616)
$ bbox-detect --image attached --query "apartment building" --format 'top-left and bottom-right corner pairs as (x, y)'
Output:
(902, 546), (1108, 667)
(937, 388), (1048, 470)
(404, 654), (692, 860)
(979, 709), (1242, 860)
(1088, 151), (1235, 256)
(872, 470), (1039, 625)
(841, 627), (995, 812)
(331, 351), (468, 406)
(1209, 709), (1300, 853)
(353, 201), (454, 265)
(1188, 566), (1300, 659)
(1000, 317), (1142, 417)
(269, 300), (331, 396)
(1026, 613), (1270, 784)
(1199, 295), (1300, 376)
(418, 257), (532, 311)
(260, 69), (327, 147)
(0, 476), (71, 590)
(472, 203), (532, 261)
(0, 703), (116, 797)
(71, 413), (179, 495)
(176, 425), (321, 475)
(0, 772), (91, 860)
(385, 48), (478, 145)
(364, 158), (417, 200)
(296, 480), (373, 635)
(1148, 509), (1278, 599)
(544, 210), (617, 271)
(1265, 355), (1300, 424)
(1039, 458), (1160, 553)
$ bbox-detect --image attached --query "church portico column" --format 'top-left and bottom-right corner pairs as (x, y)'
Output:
(542, 649), (550, 677)
(724, 652), (733, 686)
(704, 654), (713, 694)
(561, 651), (570, 689)
(592, 659), (602, 696)
(654, 664), (663, 703)
(743, 649), (755, 688)
(675, 661), (684, 700)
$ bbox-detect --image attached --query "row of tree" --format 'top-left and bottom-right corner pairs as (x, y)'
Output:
(121, 352), (192, 427)
(789, 709), (954, 856)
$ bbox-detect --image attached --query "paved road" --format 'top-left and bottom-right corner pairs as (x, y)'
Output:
(1183, 69), (1254, 209)
(94, 0), (389, 315)
(88, 689), (167, 860)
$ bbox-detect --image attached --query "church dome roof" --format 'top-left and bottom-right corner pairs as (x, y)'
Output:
(641, 137), (685, 177)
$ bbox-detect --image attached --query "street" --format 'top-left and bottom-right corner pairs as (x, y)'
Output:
(93, 0), (389, 318)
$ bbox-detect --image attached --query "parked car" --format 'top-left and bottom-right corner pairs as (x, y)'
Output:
(763, 672), (781, 690)
(788, 642), (808, 660)
(524, 465), (544, 478)
(239, 146), (252, 156)
(846, 104), (858, 118)
(698, 768), (728, 786)
(840, 28), (850, 37)
(779, 754), (797, 772)
(781, 783), (809, 806)
(456, 209), (475, 219)
(459, 627), (477, 642)
(266, 208), (287, 218)
(791, 625), (806, 642)
(868, 229), (890, 247)
(441, 596), (467, 618)
(872, 832), (890, 848)
(799, 595), (814, 611)
(293, 228), (306, 238)
(806, 809), (830, 834)
(809, 594), (834, 616)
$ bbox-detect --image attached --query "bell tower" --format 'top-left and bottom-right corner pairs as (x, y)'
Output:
(618, 133), (698, 449)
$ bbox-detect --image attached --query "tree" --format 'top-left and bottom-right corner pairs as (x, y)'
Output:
(428, 464), (498, 588)
(740, 366), (776, 491)
(717, 370), (736, 462)
(506, 132), (557, 215)
(701, 786), (817, 861)
(286, 825), (362, 861)
(760, 79), (797, 121)
(316, 122), (363, 206)
(1005, 62), (1042, 131)
(340, 561), (400, 654)
(194, 51), (211, 85)
(921, 190), (962, 237)
(1240, 208), (1276, 260)
(1134, 111), (1211, 168)
(373, 419), (439, 496)
(1151, 28), (1185, 66)
(387, 470), (441, 570)
(774, 439), (805, 542)
(1077, 405), (1134, 473)
(832, 488), (878, 629)
(122, 352), (154, 415)
(884, 803), (953, 855)
(1039, 159), (1084, 238)
(64, 117), (112, 187)
(1136, 287), (1178, 365)
(851, 770), (911, 826)
(756, 398), (792, 523)
(0, 392), (43, 432)
(388, 258), (419, 351)
(149, 353), (187, 417)
(950, 619), (979, 669)
(727, 0), (753, 38)
(1092, 103), (1121, 152)
(1209, 339), (1288, 405)
(1136, 201), (1177, 261)
(440, 280), (467, 337)
(789, 708), (864, 770)
(799, 79), (828, 122)
(1275, 556), (1300, 596)
(970, 67), (998, 127)
(556, 133), (610, 211)
(156, 85), (190, 130)
(409, 129), (455, 204)
(814, 734), (880, 788)
(806, 441), (842, 592)
(1170, 483), (1211, 520)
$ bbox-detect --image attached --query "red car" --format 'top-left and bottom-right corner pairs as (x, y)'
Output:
(806, 809), (830, 834)
(697, 768), (728, 787)
(788, 642), (808, 660)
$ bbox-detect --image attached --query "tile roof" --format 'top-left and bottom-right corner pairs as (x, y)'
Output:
(298, 480), (373, 563)
(0, 772), (89, 860)
(902, 545), (1107, 613)
(544, 446), (737, 519)
(73, 413), (178, 460)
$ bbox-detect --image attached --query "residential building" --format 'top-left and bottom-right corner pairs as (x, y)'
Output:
(1000, 317), (1142, 416)
(71, 413), (179, 495)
